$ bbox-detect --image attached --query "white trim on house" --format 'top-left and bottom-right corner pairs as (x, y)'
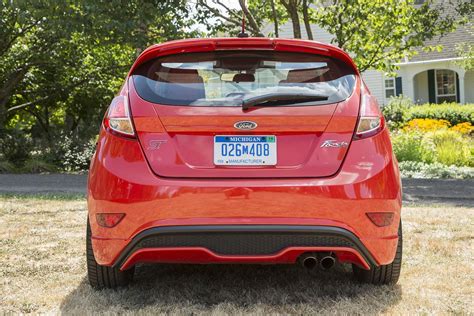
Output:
(395, 57), (464, 66)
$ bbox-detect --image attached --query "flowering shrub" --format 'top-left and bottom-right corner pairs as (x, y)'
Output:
(402, 118), (450, 132)
(451, 122), (474, 135)
(57, 136), (96, 173)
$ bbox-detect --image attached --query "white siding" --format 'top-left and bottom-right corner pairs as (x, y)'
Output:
(361, 70), (385, 105)
(413, 71), (429, 104)
(464, 70), (474, 103)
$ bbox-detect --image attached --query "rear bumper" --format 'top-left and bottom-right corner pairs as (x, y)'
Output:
(112, 225), (378, 270)
(88, 128), (402, 268)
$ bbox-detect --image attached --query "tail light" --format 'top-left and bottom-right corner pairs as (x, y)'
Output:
(103, 95), (136, 138)
(354, 85), (384, 139)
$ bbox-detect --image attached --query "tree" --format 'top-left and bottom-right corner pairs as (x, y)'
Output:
(1, 0), (198, 128)
(0, 0), (200, 168)
(454, 3), (474, 71)
(279, 0), (302, 38)
(455, 26), (474, 71)
(313, 0), (465, 73)
(195, 0), (292, 37)
(198, 0), (470, 74)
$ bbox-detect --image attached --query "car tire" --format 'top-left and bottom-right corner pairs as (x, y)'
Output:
(86, 219), (134, 289)
(352, 221), (402, 285)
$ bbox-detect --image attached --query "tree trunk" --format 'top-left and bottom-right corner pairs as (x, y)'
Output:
(270, 0), (279, 37)
(280, 0), (302, 39)
(239, 0), (264, 36)
(0, 67), (29, 127)
(302, 0), (313, 40)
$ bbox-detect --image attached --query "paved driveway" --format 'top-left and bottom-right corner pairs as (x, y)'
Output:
(0, 174), (472, 206)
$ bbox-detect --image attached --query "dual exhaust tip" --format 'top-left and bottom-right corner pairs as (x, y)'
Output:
(300, 252), (336, 271)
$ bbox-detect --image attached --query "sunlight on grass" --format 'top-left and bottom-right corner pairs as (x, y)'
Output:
(0, 198), (472, 314)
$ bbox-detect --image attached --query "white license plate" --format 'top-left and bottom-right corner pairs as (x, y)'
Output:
(214, 135), (277, 166)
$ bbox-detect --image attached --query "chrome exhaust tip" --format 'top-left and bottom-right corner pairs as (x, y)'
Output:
(319, 255), (336, 270)
(299, 253), (318, 270)
(302, 256), (318, 270)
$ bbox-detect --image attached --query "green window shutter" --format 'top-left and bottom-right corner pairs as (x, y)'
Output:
(456, 73), (460, 103)
(427, 70), (436, 103)
(395, 77), (403, 96)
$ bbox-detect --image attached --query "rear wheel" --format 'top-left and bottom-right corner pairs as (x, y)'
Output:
(86, 219), (134, 289)
(353, 221), (402, 285)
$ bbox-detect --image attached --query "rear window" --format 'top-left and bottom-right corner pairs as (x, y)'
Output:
(132, 51), (356, 106)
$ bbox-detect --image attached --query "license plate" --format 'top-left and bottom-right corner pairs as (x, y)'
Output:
(214, 135), (277, 166)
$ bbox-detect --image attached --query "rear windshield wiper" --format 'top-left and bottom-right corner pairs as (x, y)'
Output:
(241, 93), (329, 111)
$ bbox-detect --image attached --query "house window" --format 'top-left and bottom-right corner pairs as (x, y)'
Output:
(435, 69), (456, 103)
(385, 78), (396, 98)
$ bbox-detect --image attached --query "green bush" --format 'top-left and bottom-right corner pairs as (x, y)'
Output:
(50, 133), (96, 172)
(0, 129), (33, 166)
(391, 131), (434, 163)
(382, 96), (413, 129)
(408, 103), (474, 126)
(383, 98), (474, 128)
(424, 130), (473, 167)
(399, 161), (474, 179)
(392, 129), (473, 167)
(0, 160), (16, 173)
(20, 158), (58, 173)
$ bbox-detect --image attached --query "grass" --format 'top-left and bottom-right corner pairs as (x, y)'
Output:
(0, 197), (473, 314)
(0, 192), (85, 201)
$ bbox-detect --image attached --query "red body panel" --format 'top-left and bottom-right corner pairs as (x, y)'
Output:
(87, 38), (402, 271)
(130, 79), (360, 178)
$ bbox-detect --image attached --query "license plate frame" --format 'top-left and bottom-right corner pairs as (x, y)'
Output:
(213, 135), (277, 166)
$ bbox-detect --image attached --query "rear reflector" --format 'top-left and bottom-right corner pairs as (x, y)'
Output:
(96, 213), (125, 228)
(366, 212), (394, 227)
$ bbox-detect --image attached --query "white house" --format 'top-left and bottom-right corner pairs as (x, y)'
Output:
(265, 19), (474, 105)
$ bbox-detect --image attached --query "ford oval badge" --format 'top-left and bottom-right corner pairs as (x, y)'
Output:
(234, 121), (258, 130)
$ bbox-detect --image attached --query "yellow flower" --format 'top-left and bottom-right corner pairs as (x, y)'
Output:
(402, 119), (450, 132)
(450, 122), (474, 135)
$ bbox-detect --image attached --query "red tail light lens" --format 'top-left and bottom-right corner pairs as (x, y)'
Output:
(366, 212), (394, 227)
(354, 85), (384, 139)
(103, 95), (135, 138)
(96, 213), (125, 228)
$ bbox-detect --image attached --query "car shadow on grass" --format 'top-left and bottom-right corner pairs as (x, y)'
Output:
(60, 263), (402, 313)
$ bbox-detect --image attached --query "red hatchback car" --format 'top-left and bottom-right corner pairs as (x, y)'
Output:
(87, 38), (402, 288)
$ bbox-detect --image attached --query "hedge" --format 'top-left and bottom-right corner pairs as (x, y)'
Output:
(383, 96), (474, 127)
(408, 103), (474, 126)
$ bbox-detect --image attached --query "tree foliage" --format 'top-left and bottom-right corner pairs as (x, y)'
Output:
(0, 0), (199, 169)
(313, 0), (466, 73)
(196, 0), (470, 73)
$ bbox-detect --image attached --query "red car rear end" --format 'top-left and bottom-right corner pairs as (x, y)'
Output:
(87, 38), (402, 288)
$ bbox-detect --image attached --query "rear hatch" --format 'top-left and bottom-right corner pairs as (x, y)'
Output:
(128, 49), (360, 178)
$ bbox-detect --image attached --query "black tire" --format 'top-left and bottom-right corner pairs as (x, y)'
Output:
(353, 221), (402, 285)
(86, 220), (134, 289)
